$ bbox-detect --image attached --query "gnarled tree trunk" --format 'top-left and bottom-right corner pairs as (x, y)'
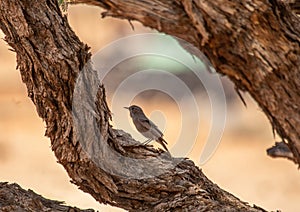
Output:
(0, 0), (299, 211)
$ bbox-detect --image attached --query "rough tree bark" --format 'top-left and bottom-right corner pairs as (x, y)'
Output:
(0, 0), (299, 212)
(73, 0), (300, 163)
(0, 182), (94, 212)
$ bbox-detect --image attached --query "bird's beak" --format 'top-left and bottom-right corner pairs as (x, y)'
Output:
(124, 107), (129, 110)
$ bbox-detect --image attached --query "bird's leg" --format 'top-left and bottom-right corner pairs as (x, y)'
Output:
(142, 138), (153, 145)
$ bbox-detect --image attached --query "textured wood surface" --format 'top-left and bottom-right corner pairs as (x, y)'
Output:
(0, 182), (94, 212)
(73, 0), (300, 164)
(0, 0), (299, 211)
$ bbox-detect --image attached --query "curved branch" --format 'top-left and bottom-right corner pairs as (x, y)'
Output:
(0, 0), (298, 211)
(72, 0), (300, 164)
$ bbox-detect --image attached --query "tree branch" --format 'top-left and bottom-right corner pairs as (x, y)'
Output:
(0, 182), (94, 212)
(71, 0), (300, 164)
(0, 0), (299, 211)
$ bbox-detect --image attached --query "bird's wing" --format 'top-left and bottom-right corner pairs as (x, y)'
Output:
(134, 117), (151, 133)
(139, 116), (157, 128)
(148, 119), (163, 135)
(140, 118), (164, 137)
(137, 117), (163, 136)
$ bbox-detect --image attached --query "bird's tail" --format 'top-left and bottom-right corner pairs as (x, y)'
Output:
(157, 137), (170, 154)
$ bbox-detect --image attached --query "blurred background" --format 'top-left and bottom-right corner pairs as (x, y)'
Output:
(0, 5), (300, 212)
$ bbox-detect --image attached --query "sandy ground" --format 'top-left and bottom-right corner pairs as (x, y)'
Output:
(0, 5), (300, 212)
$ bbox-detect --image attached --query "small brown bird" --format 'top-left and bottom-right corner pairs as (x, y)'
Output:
(124, 105), (170, 153)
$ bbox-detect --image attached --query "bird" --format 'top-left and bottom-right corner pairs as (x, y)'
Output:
(124, 105), (170, 153)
